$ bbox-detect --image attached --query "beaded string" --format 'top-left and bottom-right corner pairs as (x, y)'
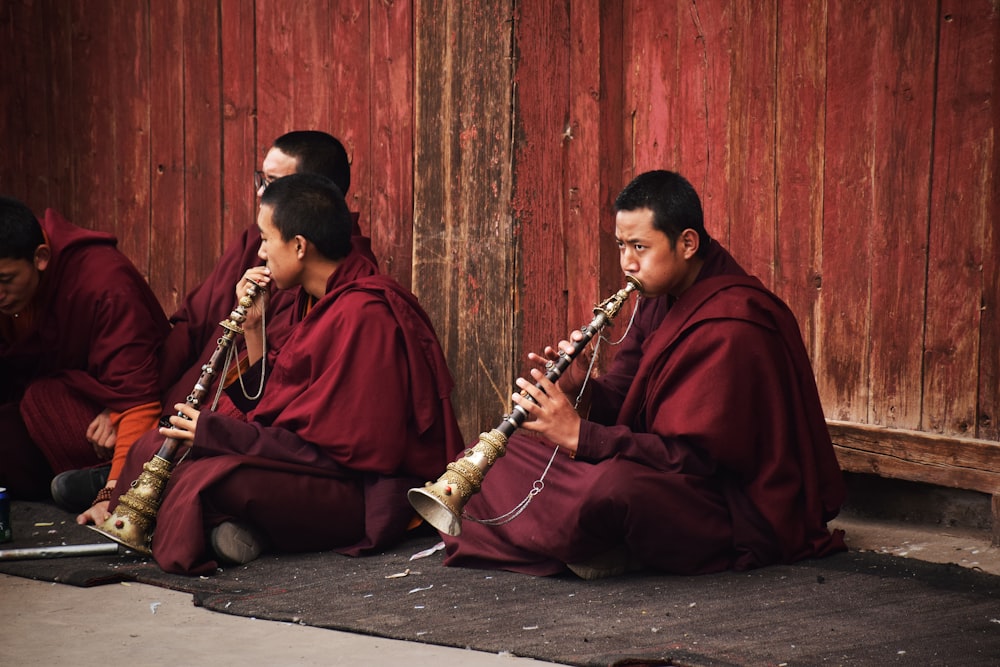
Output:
(465, 295), (642, 527)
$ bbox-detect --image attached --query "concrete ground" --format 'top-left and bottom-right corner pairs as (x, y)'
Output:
(1, 514), (997, 667)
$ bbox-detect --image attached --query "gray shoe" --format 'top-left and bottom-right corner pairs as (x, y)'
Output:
(50, 465), (111, 513)
(210, 521), (265, 565)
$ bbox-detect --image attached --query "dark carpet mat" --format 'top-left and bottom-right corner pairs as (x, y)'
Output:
(2, 501), (998, 666)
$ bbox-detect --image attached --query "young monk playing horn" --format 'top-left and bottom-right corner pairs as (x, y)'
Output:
(87, 173), (464, 575)
(441, 170), (847, 579)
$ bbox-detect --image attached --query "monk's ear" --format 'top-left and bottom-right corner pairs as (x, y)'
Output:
(293, 235), (307, 260)
(33, 244), (51, 272)
(679, 229), (699, 260)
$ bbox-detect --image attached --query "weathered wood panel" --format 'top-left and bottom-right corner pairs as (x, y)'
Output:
(2, 0), (998, 484)
(867, 1), (936, 431)
(724, 0), (777, 290)
(925, 0), (996, 439)
(147, 0), (187, 311)
(512, 1), (572, 360)
(370, 0), (414, 286)
(774, 0), (825, 359)
(412, 0), (514, 435)
(816, 1), (877, 424)
(220, 0), (257, 260)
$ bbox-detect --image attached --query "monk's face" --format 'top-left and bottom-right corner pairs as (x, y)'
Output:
(0, 248), (48, 316)
(256, 204), (302, 290)
(615, 208), (699, 298)
(256, 147), (299, 197)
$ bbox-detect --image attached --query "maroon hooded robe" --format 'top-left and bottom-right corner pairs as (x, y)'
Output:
(0, 209), (169, 496)
(158, 215), (375, 410)
(113, 251), (464, 575)
(442, 241), (846, 576)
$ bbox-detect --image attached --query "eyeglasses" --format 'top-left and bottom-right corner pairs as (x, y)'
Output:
(254, 171), (275, 192)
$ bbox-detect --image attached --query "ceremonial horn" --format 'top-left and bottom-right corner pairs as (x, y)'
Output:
(408, 276), (642, 536)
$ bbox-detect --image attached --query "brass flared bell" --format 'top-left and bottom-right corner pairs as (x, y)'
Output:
(88, 454), (174, 555)
(407, 428), (508, 536)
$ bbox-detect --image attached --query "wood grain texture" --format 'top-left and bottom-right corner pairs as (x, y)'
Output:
(3, 0), (997, 483)
(413, 0), (515, 439)
(924, 0), (996, 438)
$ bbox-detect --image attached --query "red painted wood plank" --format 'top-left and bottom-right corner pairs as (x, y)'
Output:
(182, 2), (224, 287)
(254, 0), (296, 155)
(369, 0), (414, 286)
(815, 0), (878, 423)
(147, 0), (186, 312)
(724, 0), (777, 289)
(867, 1), (936, 430)
(595, 0), (627, 331)
(512, 0), (571, 355)
(924, 0), (996, 438)
(220, 0), (258, 253)
(108, 4), (151, 274)
(1, 0), (44, 207)
(775, 0), (826, 362)
(41, 0), (76, 216)
(982, 7), (1000, 442)
(69, 1), (114, 232)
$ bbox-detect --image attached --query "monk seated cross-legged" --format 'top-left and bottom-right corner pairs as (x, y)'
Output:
(0, 196), (168, 511)
(84, 173), (464, 576)
(440, 170), (847, 579)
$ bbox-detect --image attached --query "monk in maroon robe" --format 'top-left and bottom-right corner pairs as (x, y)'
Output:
(0, 198), (168, 501)
(159, 130), (375, 410)
(441, 170), (846, 578)
(101, 173), (463, 575)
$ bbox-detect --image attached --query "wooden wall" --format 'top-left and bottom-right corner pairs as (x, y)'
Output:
(1, 1), (997, 469)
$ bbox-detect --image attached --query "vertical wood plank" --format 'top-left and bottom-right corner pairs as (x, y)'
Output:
(182, 2), (224, 290)
(147, 0), (186, 311)
(511, 1), (570, 355)
(368, 2), (414, 288)
(924, 0), (996, 437)
(69, 0), (114, 231)
(369, 0), (415, 285)
(220, 0), (258, 252)
(255, 0), (296, 157)
(982, 7), (1000, 442)
(0, 0), (42, 205)
(335, 0), (372, 244)
(775, 0), (826, 361)
(625, 0), (682, 176)
(815, 0), (877, 423)
(413, 0), (514, 440)
(867, 1), (936, 430)
(724, 0), (776, 289)
(42, 0), (76, 215)
(107, 2), (151, 275)
(595, 0), (627, 319)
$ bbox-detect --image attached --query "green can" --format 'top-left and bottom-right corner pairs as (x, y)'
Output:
(0, 487), (11, 543)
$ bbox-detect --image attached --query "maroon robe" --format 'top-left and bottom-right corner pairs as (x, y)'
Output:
(159, 215), (376, 410)
(0, 210), (169, 496)
(442, 241), (846, 576)
(113, 250), (464, 575)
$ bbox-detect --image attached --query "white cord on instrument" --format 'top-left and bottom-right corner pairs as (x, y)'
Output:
(464, 294), (642, 527)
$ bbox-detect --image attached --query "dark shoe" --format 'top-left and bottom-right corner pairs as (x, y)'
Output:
(50, 465), (111, 513)
(210, 521), (265, 565)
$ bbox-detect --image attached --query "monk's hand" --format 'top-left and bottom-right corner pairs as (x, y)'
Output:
(512, 368), (580, 457)
(76, 498), (111, 526)
(237, 267), (272, 332)
(159, 403), (200, 442)
(86, 409), (117, 460)
(527, 330), (592, 398)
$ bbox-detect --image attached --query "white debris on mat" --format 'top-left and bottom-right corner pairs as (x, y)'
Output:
(410, 541), (446, 560)
(408, 584), (434, 594)
(149, 602), (161, 614)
